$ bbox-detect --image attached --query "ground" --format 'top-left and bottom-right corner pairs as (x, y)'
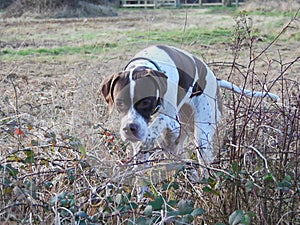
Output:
(1, 8), (299, 134)
(0, 7), (299, 225)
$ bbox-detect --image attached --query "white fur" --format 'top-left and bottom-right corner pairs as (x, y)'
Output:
(129, 68), (135, 105)
(120, 108), (148, 142)
(218, 79), (279, 101)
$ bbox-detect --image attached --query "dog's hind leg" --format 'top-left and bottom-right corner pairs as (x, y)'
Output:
(192, 93), (222, 176)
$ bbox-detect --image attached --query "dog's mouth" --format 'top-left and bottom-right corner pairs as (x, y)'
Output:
(121, 132), (144, 143)
(123, 135), (142, 142)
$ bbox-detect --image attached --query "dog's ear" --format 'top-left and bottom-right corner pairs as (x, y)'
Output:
(146, 69), (168, 98)
(101, 72), (121, 113)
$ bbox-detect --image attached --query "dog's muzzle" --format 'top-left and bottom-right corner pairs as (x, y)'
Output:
(121, 123), (145, 142)
(123, 123), (139, 136)
(120, 113), (149, 142)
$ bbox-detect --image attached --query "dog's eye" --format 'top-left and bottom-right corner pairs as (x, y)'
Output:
(116, 100), (126, 111)
(137, 98), (152, 109)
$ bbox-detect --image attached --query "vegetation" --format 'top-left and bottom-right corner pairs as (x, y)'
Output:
(0, 6), (299, 225)
(2, 22), (295, 60)
(1, 0), (116, 18)
(0, 43), (117, 59)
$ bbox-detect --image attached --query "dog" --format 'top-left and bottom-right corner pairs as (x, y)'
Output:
(101, 45), (279, 193)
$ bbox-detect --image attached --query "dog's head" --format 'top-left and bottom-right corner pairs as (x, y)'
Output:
(101, 67), (167, 142)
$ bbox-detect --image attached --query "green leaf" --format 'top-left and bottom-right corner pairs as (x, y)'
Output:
(208, 177), (217, 188)
(24, 149), (34, 163)
(149, 195), (164, 210)
(245, 180), (254, 192)
(232, 161), (239, 174)
(44, 181), (53, 189)
(216, 172), (224, 177)
(60, 199), (68, 207)
(3, 177), (12, 185)
(163, 181), (179, 191)
(241, 214), (251, 225)
(278, 175), (292, 191)
(149, 182), (158, 196)
(7, 155), (21, 162)
(3, 186), (13, 195)
(177, 199), (194, 215)
(136, 217), (147, 225)
(4, 164), (19, 177)
(263, 173), (274, 182)
(191, 207), (204, 216)
(31, 139), (39, 146)
(282, 175), (292, 187)
(58, 191), (67, 200)
(199, 178), (209, 184)
(167, 210), (180, 217)
(79, 144), (87, 156)
(128, 202), (138, 209)
(182, 214), (194, 223)
(202, 186), (212, 193)
(190, 152), (197, 160)
(172, 182), (179, 190)
(167, 200), (178, 207)
(127, 220), (134, 225)
(76, 211), (88, 218)
(78, 220), (87, 225)
(67, 169), (76, 182)
(144, 205), (153, 217)
(229, 210), (244, 225)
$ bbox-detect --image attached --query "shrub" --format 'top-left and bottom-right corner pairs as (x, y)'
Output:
(2, 0), (117, 18)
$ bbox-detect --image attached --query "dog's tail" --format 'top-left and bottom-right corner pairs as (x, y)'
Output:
(217, 79), (279, 101)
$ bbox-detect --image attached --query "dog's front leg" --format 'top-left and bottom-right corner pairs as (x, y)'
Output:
(132, 142), (150, 202)
(134, 114), (180, 201)
(144, 114), (181, 150)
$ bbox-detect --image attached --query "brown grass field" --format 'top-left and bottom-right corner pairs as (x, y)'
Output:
(0, 6), (299, 225)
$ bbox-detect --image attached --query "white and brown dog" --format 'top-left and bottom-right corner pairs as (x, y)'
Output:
(101, 45), (278, 172)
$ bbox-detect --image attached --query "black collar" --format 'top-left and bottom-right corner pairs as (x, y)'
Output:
(124, 57), (162, 72)
(151, 98), (161, 115)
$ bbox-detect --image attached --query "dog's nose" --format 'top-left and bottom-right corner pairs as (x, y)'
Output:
(123, 123), (139, 135)
(129, 123), (138, 133)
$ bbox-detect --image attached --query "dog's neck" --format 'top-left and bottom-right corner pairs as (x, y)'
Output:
(124, 57), (162, 72)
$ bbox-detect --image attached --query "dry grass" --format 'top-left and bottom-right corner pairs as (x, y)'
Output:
(0, 7), (299, 225)
(242, 0), (300, 12)
(2, 0), (117, 18)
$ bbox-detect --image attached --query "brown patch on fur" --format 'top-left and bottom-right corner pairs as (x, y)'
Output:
(101, 68), (168, 112)
(101, 72), (124, 113)
(191, 56), (207, 97)
(157, 45), (207, 103)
